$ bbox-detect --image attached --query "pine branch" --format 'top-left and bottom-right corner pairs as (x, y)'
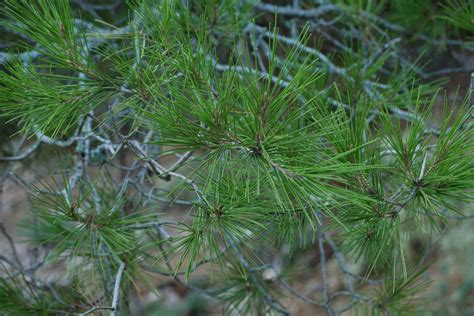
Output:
(0, 1), (472, 315)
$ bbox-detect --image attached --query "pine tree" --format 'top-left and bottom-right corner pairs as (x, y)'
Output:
(0, 1), (472, 315)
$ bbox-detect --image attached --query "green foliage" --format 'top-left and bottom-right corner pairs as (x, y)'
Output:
(0, 60), (110, 137)
(373, 266), (431, 315)
(0, 276), (52, 315)
(0, 272), (85, 315)
(21, 172), (157, 293)
(0, 0), (472, 315)
(380, 93), (474, 215)
(442, 0), (474, 32)
(1, 0), (92, 74)
(389, 0), (449, 39)
(0, 0), (119, 137)
(186, 0), (257, 44)
(215, 261), (283, 315)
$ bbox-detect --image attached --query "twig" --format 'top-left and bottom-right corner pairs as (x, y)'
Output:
(79, 306), (114, 315)
(111, 262), (126, 316)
